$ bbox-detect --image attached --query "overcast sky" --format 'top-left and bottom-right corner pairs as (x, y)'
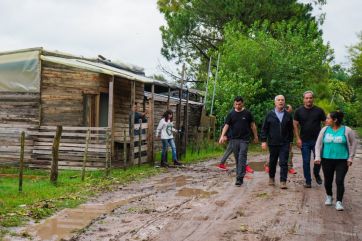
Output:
(0, 0), (361, 76)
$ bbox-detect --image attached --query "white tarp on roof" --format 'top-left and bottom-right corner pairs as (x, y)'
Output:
(0, 50), (40, 92)
(40, 55), (153, 83)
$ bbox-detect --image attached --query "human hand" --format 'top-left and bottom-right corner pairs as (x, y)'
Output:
(314, 159), (321, 165)
(219, 136), (227, 144)
(296, 138), (302, 148)
(347, 161), (352, 166)
(261, 142), (267, 151)
(253, 137), (259, 144)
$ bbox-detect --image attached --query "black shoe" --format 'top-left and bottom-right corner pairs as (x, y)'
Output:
(315, 175), (323, 185)
(173, 160), (182, 166)
(160, 163), (169, 167)
(304, 183), (312, 188)
(235, 179), (243, 186)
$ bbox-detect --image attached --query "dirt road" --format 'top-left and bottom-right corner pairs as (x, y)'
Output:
(9, 139), (362, 241)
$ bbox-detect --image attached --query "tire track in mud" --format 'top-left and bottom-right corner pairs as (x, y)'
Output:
(8, 140), (362, 241)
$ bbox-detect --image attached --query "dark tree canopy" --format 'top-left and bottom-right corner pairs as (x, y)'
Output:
(158, 0), (318, 64)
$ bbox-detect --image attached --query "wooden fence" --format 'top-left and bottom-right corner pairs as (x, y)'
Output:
(114, 122), (148, 166)
(0, 124), (34, 165)
(28, 126), (111, 170)
(0, 124), (149, 169)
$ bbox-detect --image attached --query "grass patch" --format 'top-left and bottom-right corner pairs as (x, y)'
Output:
(0, 165), (161, 229)
(0, 143), (227, 234)
(155, 141), (225, 165)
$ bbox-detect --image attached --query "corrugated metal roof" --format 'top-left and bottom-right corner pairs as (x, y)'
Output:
(0, 47), (205, 95)
(40, 55), (154, 83)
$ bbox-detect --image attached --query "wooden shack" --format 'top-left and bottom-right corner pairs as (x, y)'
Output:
(0, 48), (151, 169)
(0, 48), (208, 169)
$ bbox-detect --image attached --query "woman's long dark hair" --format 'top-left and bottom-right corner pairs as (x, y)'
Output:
(330, 111), (344, 126)
(162, 110), (173, 122)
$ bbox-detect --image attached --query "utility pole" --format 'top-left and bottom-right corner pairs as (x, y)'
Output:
(210, 53), (220, 116)
(204, 56), (212, 107)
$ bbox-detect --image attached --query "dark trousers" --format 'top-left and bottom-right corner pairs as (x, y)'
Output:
(231, 139), (248, 181)
(220, 141), (233, 164)
(301, 140), (321, 184)
(268, 143), (290, 182)
(321, 158), (349, 202)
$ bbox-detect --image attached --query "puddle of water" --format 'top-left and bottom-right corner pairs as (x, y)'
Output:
(247, 162), (266, 172)
(27, 197), (137, 241)
(176, 187), (217, 198)
(156, 175), (190, 188)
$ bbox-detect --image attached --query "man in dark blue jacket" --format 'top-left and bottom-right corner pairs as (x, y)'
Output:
(261, 95), (294, 189)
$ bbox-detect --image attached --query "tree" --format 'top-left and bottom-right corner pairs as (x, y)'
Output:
(208, 20), (331, 125)
(348, 31), (362, 89)
(158, 0), (321, 65)
(345, 31), (362, 126)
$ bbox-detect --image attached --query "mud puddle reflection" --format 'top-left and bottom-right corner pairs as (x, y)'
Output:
(155, 175), (191, 191)
(247, 161), (266, 172)
(176, 187), (217, 198)
(27, 196), (142, 241)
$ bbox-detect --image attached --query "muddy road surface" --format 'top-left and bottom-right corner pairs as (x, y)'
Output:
(8, 140), (362, 241)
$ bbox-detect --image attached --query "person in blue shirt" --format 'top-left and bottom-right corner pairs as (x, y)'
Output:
(314, 111), (357, 211)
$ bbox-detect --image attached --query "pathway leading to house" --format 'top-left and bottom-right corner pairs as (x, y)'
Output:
(6, 138), (362, 241)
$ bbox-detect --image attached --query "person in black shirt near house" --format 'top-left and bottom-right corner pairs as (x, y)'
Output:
(261, 95), (294, 189)
(219, 96), (258, 186)
(294, 90), (326, 188)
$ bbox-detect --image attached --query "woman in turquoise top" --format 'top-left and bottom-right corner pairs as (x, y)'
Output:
(315, 111), (357, 211)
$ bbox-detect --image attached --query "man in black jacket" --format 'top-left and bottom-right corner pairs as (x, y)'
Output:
(261, 95), (294, 189)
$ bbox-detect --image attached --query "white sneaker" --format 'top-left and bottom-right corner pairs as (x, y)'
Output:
(325, 195), (333, 206)
(335, 201), (344, 211)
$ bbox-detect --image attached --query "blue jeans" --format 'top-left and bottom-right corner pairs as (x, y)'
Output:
(301, 140), (321, 184)
(161, 138), (177, 164)
(268, 143), (290, 182)
(231, 139), (248, 181)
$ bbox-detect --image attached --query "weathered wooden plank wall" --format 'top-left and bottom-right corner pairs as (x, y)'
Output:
(0, 92), (39, 165)
(41, 62), (109, 126)
(0, 92), (40, 126)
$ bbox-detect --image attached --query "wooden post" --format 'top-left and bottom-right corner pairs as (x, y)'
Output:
(150, 84), (155, 164)
(138, 119), (142, 166)
(184, 88), (189, 157)
(106, 130), (111, 176)
(176, 64), (186, 160)
(50, 126), (62, 185)
(167, 87), (171, 109)
(18, 131), (25, 192)
(198, 127), (203, 155)
(108, 77), (114, 163)
(81, 129), (91, 181)
(123, 129), (127, 170)
(130, 80), (136, 164)
(146, 86), (154, 164)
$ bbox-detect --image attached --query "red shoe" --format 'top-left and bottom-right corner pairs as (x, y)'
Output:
(246, 165), (254, 173)
(264, 164), (269, 173)
(217, 163), (228, 170)
(288, 168), (297, 174)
